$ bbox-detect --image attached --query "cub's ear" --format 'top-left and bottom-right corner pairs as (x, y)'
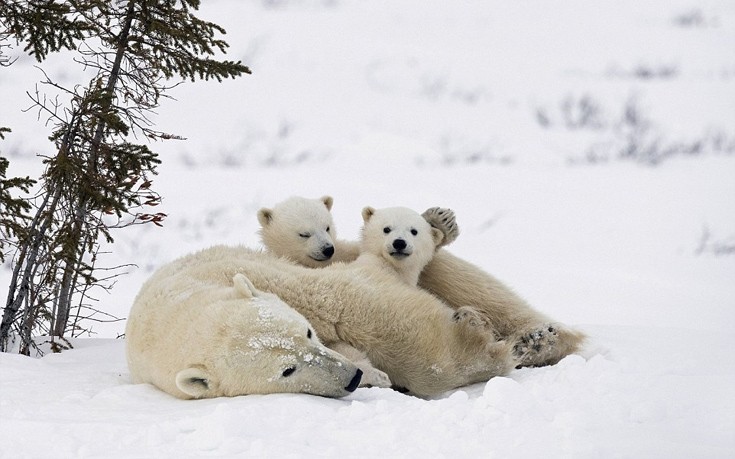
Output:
(320, 196), (334, 211)
(430, 227), (444, 248)
(257, 208), (273, 227)
(233, 273), (257, 298)
(176, 366), (217, 399)
(361, 206), (376, 223)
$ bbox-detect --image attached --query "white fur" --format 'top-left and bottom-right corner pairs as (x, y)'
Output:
(357, 206), (444, 286)
(258, 196), (586, 369)
(129, 246), (516, 397)
(126, 272), (363, 399)
(258, 196), (340, 268)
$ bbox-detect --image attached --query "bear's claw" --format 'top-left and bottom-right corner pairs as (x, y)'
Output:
(512, 324), (559, 367)
(422, 207), (460, 248)
(452, 306), (487, 327)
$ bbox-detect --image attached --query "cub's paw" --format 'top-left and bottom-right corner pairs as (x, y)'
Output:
(422, 207), (459, 248)
(452, 306), (488, 327)
(513, 324), (559, 368)
(360, 367), (392, 388)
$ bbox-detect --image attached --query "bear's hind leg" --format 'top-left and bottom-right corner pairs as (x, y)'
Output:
(512, 323), (585, 368)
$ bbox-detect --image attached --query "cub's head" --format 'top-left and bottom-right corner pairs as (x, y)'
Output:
(258, 196), (337, 268)
(174, 274), (362, 399)
(360, 206), (444, 283)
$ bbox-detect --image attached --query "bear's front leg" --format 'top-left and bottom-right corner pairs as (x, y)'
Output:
(421, 207), (460, 248)
(452, 305), (488, 327)
(329, 341), (392, 388)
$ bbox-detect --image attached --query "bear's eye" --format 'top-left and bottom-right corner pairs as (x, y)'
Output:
(410, 228), (418, 236)
(326, 226), (330, 232)
(383, 227), (391, 234)
(299, 232), (310, 238)
(282, 367), (296, 377)
(307, 328), (313, 339)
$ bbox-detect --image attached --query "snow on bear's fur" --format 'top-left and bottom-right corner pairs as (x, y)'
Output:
(130, 245), (516, 397)
(355, 206), (444, 286)
(258, 196), (586, 369)
(126, 271), (363, 399)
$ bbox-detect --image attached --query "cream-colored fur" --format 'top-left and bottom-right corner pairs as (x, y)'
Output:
(355, 206), (444, 286)
(258, 196), (359, 267)
(130, 246), (516, 397)
(259, 196), (586, 368)
(258, 197), (390, 386)
(125, 271), (363, 399)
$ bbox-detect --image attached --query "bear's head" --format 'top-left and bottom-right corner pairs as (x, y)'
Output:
(174, 273), (362, 399)
(360, 206), (444, 284)
(258, 196), (337, 268)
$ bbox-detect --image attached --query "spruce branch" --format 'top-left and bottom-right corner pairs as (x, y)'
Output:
(1, 0), (250, 354)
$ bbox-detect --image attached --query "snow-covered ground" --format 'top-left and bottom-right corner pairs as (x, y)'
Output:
(1, 1), (734, 457)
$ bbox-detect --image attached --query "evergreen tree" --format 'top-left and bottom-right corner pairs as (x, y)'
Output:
(1, 34), (35, 263)
(0, 0), (250, 354)
(0, 131), (35, 265)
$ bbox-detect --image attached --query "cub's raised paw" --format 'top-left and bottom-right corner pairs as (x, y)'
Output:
(421, 207), (459, 248)
(513, 324), (559, 368)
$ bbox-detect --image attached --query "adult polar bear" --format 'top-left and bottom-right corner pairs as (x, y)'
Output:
(126, 272), (363, 399)
(258, 196), (585, 368)
(129, 245), (515, 397)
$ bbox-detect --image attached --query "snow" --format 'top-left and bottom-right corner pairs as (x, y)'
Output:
(1, 0), (734, 457)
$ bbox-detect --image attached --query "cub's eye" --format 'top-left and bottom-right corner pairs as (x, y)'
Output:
(383, 227), (391, 234)
(282, 367), (296, 377)
(299, 232), (310, 238)
(410, 228), (418, 236)
(307, 328), (313, 339)
(326, 226), (330, 232)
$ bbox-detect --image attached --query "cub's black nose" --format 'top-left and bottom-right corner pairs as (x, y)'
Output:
(392, 239), (407, 251)
(345, 369), (363, 393)
(322, 245), (334, 258)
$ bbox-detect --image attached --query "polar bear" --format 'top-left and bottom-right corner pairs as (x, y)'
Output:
(257, 196), (585, 368)
(258, 197), (458, 270)
(357, 205), (491, 331)
(126, 272), (363, 399)
(356, 206), (444, 286)
(130, 245), (516, 397)
(258, 196), (352, 268)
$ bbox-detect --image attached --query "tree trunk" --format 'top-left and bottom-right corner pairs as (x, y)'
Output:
(51, 1), (136, 339)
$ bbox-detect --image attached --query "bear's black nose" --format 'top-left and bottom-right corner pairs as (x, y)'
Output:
(392, 239), (407, 251)
(322, 245), (334, 258)
(345, 368), (363, 393)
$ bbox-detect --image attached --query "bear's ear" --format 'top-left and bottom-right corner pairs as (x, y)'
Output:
(361, 206), (376, 223)
(176, 366), (216, 399)
(320, 195), (334, 211)
(257, 208), (273, 227)
(233, 273), (257, 298)
(430, 227), (444, 248)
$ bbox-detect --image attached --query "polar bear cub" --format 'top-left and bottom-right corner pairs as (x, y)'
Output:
(358, 206), (489, 328)
(258, 197), (458, 270)
(258, 196), (349, 268)
(126, 272), (363, 399)
(357, 206), (444, 286)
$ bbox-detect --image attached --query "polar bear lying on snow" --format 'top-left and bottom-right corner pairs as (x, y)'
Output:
(258, 196), (585, 369)
(127, 244), (515, 398)
(126, 271), (363, 399)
